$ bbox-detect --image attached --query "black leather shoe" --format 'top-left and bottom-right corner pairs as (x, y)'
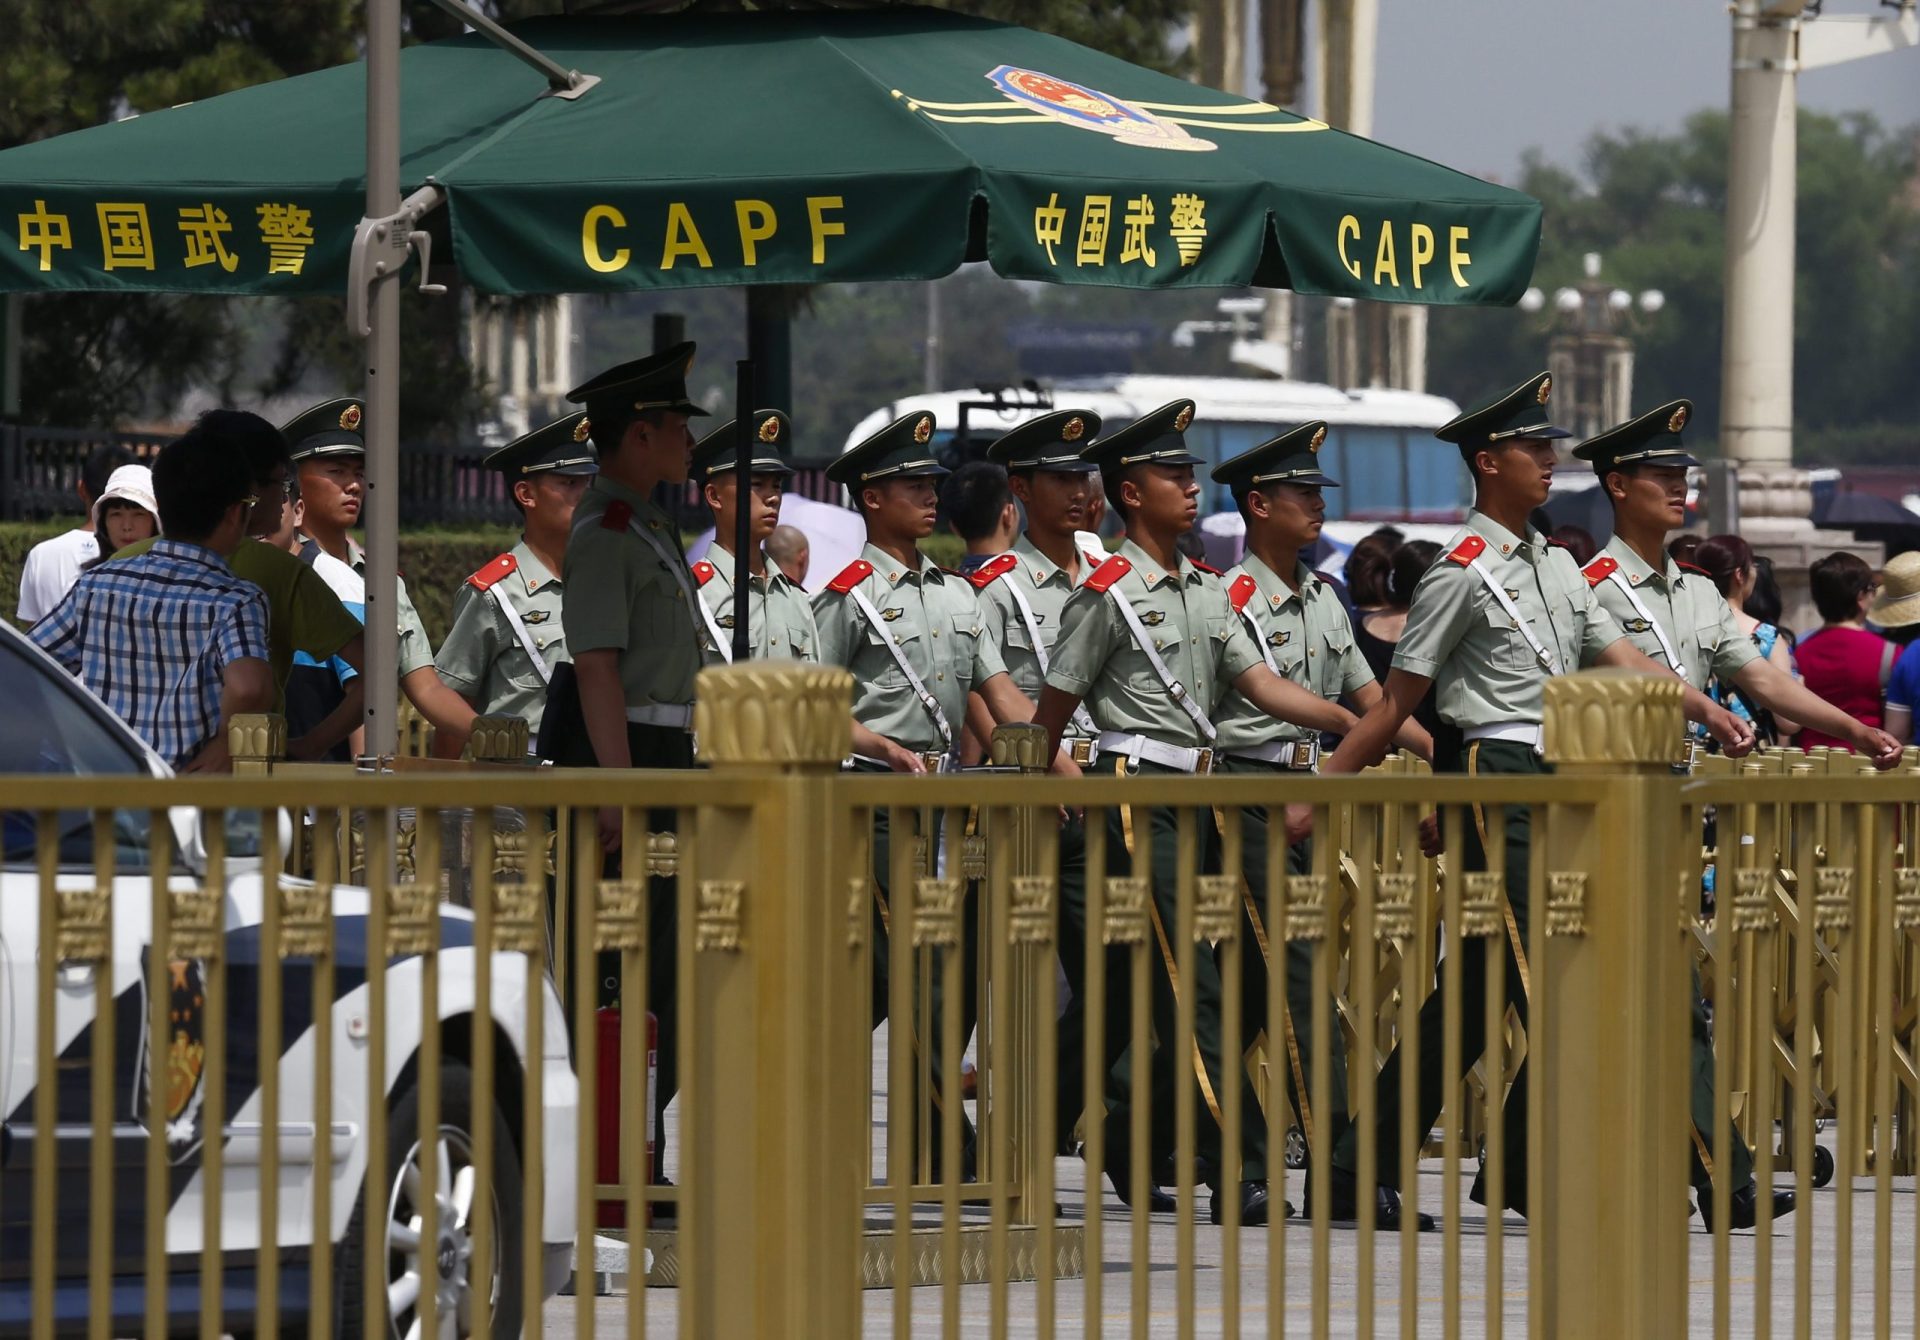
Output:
(1699, 1183), (1795, 1231)
(649, 1175), (676, 1224)
(1097, 1151), (1176, 1212)
(1317, 1169), (1436, 1231)
(1209, 1180), (1292, 1226)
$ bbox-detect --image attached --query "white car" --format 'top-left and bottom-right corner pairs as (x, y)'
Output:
(0, 619), (578, 1336)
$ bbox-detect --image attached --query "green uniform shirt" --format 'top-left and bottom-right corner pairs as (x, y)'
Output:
(1213, 554), (1373, 751)
(434, 539), (568, 731)
(1585, 534), (1758, 693)
(562, 475), (706, 710)
(973, 532), (1105, 739)
(115, 535), (361, 713)
(1044, 537), (1266, 749)
(1392, 511), (1621, 729)
(696, 545), (817, 662)
(813, 541), (1005, 753)
(334, 537), (434, 676)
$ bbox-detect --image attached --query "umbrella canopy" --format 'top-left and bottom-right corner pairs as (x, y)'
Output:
(1812, 487), (1920, 528)
(0, 8), (1540, 302)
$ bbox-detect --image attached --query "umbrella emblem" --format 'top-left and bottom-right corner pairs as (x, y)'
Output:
(985, 67), (1215, 152)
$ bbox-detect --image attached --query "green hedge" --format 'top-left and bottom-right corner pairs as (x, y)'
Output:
(2, 521), (972, 646)
(0, 520), (516, 646)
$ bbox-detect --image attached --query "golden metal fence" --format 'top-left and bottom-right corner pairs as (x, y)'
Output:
(4, 663), (1918, 1338)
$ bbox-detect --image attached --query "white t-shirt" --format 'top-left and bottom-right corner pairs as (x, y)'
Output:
(16, 528), (99, 623)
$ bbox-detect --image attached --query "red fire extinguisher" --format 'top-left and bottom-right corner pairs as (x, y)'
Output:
(595, 1007), (658, 1229)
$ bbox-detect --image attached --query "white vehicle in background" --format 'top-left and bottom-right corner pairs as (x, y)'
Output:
(0, 620), (578, 1339)
(841, 374), (1467, 527)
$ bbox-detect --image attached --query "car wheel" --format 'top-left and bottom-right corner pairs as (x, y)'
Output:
(334, 1058), (526, 1340)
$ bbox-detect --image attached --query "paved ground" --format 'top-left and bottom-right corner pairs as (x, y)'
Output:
(542, 1035), (1915, 1337)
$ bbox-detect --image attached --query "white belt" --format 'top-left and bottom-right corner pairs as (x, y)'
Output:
(1062, 737), (1097, 767)
(1224, 738), (1319, 769)
(1464, 722), (1542, 750)
(626, 703), (694, 730)
(1096, 730), (1215, 774)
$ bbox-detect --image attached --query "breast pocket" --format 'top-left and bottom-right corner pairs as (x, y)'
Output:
(1483, 605), (1539, 671)
(1319, 627), (1355, 689)
(510, 630), (563, 692)
(864, 619), (921, 688)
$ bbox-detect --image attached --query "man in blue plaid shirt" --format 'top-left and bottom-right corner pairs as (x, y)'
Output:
(31, 423), (274, 772)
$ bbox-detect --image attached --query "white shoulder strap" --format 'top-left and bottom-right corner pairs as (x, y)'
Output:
(579, 505), (710, 652)
(487, 584), (552, 686)
(1466, 556), (1557, 671)
(1226, 566), (1282, 676)
(1605, 569), (1683, 677)
(996, 568), (1098, 737)
(1104, 582), (1216, 742)
(696, 581), (733, 664)
(847, 586), (953, 750)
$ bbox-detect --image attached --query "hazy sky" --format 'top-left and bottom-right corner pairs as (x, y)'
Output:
(1368, 1), (1920, 183)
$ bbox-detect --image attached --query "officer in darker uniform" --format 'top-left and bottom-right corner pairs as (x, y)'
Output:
(538, 342), (708, 1191)
(1317, 372), (1756, 1222)
(1210, 422), (1433, 1228)
(434, 411), (596, 744)
(1031, 399), (1361, 1225)
(689, 409), (817, 662)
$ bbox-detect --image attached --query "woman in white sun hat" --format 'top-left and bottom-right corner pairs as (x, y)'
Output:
(85, 462), (161, 563)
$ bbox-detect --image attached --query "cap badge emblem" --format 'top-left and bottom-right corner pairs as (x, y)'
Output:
(1535, 376), (1552, 405)
(1309, 425), (1327, 452)
(1062, 416), (1086, 442)
(913, 415), (934, 445)
(1173, 404), (1194, 432)
(339, 404), (363, 431)
(759, 416), (781, 443)
(1668, 405), (1689, 433)
(573, 417), (592, 442)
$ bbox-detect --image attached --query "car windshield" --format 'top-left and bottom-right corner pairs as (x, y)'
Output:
(0, 634), (156, 869)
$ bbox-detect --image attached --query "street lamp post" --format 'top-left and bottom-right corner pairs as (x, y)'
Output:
(1520, 252), (1665, 445)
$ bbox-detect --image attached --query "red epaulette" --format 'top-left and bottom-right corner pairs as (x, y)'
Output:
(1191, 558), (1223, 576)
(1445, 534), (1487, 566)
(968, 553), (1018, 589)
(600, 500), (633, 531)
(1678, 561), (1709, 577)
(1085, 555), (1132, 593)
(1228, 573), (1258, 613)
(827, 558), (874, 594)
(467, 553), (517, 591)
(692, 560), (716, 587)
(1582, 555), (1619, 588)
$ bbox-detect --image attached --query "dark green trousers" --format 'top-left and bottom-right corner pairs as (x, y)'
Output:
(1051, 810), (1139, 1153)
(859, 765), (977, 1175)
(1216, 755), (1352, 1155)
(1332, 738), (1752, 1209)
(1103, 758), (1268, 1183)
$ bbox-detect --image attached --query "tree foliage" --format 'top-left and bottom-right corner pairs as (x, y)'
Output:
(1424, 109), (1920, 458)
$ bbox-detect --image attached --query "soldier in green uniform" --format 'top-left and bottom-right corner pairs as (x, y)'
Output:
(1031, 399), (1361, 1225)
(433, 411), (596, 749)
(1317, 372), (1757, 1220)
(539, 342), (709, 1190)
(816, 410), (1068, 1176)
(1209, 422), (1434, 1228)
(279, 397), (471, 756)
(688, 409), (817, 662)
(971, 409), (1116, 1162)
(1576, 398), (1900, 1227)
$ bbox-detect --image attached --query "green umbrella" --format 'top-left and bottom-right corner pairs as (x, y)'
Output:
(0, 4), (1541, 752)
(0, 9), (1539, 303)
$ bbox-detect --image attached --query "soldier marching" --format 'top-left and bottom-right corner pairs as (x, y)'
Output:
(531, 348), (1896, 1231)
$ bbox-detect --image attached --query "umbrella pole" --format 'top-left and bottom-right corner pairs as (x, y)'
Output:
(363, 0), (402, 760)
(731, 359), (756, 664)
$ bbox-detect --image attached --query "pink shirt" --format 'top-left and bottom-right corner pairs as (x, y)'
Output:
(1794, 625), (1891, 751)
